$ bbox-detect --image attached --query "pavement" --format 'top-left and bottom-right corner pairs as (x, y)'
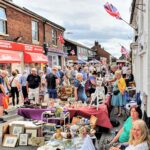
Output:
(99, 107), (128, 149)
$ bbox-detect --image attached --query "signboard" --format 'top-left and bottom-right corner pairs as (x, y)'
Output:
(48, 48), (64, 54)
(0, 40), (22, 51)
(77, 46), (88, 61)
(23, 44), (43, 53)
(0, 40), (43, 53)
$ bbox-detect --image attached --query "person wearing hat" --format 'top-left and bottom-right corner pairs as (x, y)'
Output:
(26, 68), (41, 104)
(45, 66), (59, 100)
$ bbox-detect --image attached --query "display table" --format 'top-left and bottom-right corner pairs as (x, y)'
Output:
(37, 135), (94, 150)
(41, 111), (70, 131)
(69, 104), (112, 128)
(18, 104), (112, 129)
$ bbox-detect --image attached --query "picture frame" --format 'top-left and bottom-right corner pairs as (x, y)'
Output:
(25, 128), (37, 137)
(2, 134), (18, 147)
(9, 124), (24, 136)
(89, 115), (98, 127)
(19, 134), (28, 146)
(43, 123), (56, 133)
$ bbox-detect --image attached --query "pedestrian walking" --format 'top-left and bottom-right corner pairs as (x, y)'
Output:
(20, 70), (28, 103)
(26, 68), (41, 104)
(45, 66), (59, 101)
(9, 70), (21, 106)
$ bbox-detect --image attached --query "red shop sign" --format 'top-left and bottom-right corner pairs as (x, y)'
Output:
(23, 44), (43, 53)
(0, 40), (23, 51)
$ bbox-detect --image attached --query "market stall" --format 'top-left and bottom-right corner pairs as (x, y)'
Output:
(17, 95), (112, 129)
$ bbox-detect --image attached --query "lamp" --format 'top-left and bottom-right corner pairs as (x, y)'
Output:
(13, 36), (23, 42)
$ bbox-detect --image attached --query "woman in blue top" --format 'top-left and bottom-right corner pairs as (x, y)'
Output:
(74, 73), (87, 103)
(110, 105), (142, 145)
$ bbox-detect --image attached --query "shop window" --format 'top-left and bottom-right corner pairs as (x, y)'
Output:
(32, 20), (39, 41)
(0, 7), (7, 34)
(52, 29), (57, 46)
(0, 64), (11, 76)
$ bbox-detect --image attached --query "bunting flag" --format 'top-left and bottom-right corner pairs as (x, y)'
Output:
(58, 34), (65, 45)
(104, 2), (121, 19)
(121, 46), (129, 58)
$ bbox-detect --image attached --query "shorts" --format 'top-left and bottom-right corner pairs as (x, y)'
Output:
(48, 89), (57, 99)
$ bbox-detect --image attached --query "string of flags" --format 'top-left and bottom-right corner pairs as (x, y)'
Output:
(120, 45), (129, 58)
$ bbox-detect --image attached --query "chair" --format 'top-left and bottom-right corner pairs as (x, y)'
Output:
(89, 86), (105, 110)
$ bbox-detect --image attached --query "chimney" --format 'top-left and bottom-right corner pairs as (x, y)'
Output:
(95, 41), (99, 46)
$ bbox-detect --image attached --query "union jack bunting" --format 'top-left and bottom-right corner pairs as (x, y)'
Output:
(121, 46), (129, 58)
(104, 2), (121, 19)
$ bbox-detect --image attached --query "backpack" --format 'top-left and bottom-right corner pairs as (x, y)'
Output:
(85, 79), (91, 91)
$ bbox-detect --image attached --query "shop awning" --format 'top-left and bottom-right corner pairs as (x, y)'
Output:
(24, 52), (48, 64)
(0, 51), (21, 63)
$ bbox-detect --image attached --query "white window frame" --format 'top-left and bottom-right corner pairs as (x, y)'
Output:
(32, 20), (39, 41)
(0, 7), (7, 34)
(52, 29), (57, 46)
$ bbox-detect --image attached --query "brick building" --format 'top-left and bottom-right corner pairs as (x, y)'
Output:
(0, 0), (65, 74)
(91, 41), (111, 64)
(64, 39), (96, 63)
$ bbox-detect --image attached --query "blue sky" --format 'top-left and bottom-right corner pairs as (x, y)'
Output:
(13, 0), (133, 58)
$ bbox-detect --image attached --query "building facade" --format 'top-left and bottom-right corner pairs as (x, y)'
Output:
(64, 39), (95, 64)
(0, 0), (65, 74)
(130, 0), (150, 120)
(91, 41), (111, 64)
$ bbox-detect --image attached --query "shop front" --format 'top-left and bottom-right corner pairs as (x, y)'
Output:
(47, 48), (66, 68)
(23, 44), (48, 74)
(0, 40), (48, 74)
(0, 40), (23, 75)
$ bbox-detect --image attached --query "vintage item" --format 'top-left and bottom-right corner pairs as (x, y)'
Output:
(9, 124), (24, 136)
(31, 137), (45, 146)
(25, 128), (37, 137)
(53, 128), (63, 140)
(89, 115), (98, 127)
(19, 134), (28, 146)
(2, 134), (18, 147)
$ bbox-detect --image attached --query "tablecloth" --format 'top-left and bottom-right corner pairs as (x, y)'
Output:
(17, 95), (112, 128)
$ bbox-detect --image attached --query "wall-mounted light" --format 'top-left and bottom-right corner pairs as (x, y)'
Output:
(13, 36), (23, 42)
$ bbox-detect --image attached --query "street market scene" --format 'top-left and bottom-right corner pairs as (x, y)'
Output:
(0, 0), (149, 150)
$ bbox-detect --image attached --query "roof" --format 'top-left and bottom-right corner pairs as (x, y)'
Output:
(2, 0), (65, 31)
(64, 39), (92, 50)
(130, 0), (136, 24)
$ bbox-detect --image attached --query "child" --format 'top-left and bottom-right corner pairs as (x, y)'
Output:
(39, 82), (46, 103)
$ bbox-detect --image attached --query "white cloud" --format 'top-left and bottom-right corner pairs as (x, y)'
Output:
(13, 0), (133, 58)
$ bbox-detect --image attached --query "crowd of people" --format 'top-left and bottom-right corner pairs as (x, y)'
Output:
(0, 62), (149, 150)
(0, 63), (134, 114)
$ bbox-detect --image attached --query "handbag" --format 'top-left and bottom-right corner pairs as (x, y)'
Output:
(113, 90), (120, 95)
(2, 95), (9, 109)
